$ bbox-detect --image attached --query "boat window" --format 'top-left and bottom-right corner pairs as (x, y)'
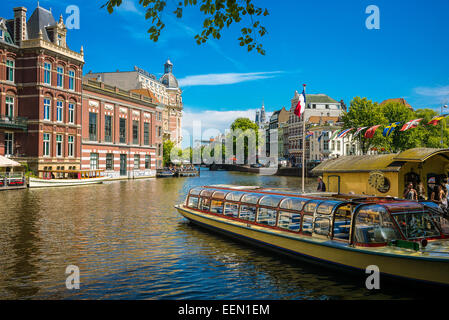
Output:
(393, 211), (440, 239)
(279, 198), (307, 211)
(278, 211), (301, 232)
(259, 195), (284, 208)
(353, 205), (401, 244)
(333, 205), (352, 241)
(303, 200), (321, 214)
(240, 205), (256, 222)
(187, 196), (199, 209)
(257, 207), (277, 226)
(225, 191), (245, 202)
(302, 215), (313, 235)
(241, 193), (260, 205)
(199, 197), (211, 211)
(317, 201), (341, 215)
(314, 217), (330, 236)
(200, 189), (214, 197)
(212, 190), (227, 200)
(224, 202), (239, 218)
(210, 200), (224, 214)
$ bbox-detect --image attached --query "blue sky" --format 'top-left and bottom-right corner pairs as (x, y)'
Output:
(5, 0), (449, 146)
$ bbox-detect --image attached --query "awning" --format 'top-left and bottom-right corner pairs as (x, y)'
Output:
(0, 156), (22, 168)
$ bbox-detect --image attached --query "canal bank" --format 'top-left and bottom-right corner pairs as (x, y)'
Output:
(209, 164), (318, 177)
(0, 169), (440, 300)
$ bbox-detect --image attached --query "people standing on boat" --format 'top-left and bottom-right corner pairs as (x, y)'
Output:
(431, 184), (448, 212)
(317, 176), (326, 192)
(403, 182), (418, 200)
(417, 182), (426, 200)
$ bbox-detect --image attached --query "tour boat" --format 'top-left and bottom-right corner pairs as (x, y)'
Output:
(156, 169), (175, 178)
(175, 185), (449, 286)
(29, 169), (109, 188)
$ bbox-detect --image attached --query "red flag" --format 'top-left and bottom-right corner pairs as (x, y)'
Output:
(364, 125), (381, 139)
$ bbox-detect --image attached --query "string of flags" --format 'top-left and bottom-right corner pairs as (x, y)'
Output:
(305, 111), (449, 141)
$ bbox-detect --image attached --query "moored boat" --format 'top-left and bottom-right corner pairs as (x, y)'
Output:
(29, 169), (109, 188)
(175, 185), (449, 286)
(156, 169), (175, 178)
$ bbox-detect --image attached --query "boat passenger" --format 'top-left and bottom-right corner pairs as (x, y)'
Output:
(444, 177), (449, 205)
(403, 182), (418, 200)
(317, 176), (326, 192)
(417, 182), (426, 200)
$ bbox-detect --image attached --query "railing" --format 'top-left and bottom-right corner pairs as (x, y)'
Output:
(0, 116), (28, 130)
(0, 172), (26, 188)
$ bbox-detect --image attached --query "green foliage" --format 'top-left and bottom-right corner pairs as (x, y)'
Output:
(342, 97), (449, 154)
(163, 140), (175, 166)
(102, 0), (269, 55)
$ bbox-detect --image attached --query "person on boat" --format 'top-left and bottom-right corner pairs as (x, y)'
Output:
(417, 182), (426, 200)
(317, 176), (326, 192)
(403, 182), (418, 200)
(444, 177), (449, 205)
(431, 184), (448, 212)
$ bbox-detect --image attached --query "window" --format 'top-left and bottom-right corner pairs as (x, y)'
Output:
(210, 200), (224, 214)
(57, 66), (64, 88)
(314, 217), (330, 236)
(257, 207), (277, 226)
(200, 197), (210, 211)
(68, 70), (75, 90)
(354, 205), (401, 244)
(44, 62), (52, 85)
(134, 154), (140, 169)
(106, 153), (114, 170)
(239, 205), (256, 222)
(333, 206), (352, 241)
(224, 202), (239, 218)
(133, 121), (139, 144)
(145, 155), (151, 169)
(144, 122), (150, 145)
(104, 115), (112, 142)
(0, 29), (3, 39)
(68, 103), (75, 124)
(43, 133), (50, 156)
(57, 34), (63, 46)
(188, 196), (199, 209)
(393, 212), (440, 240)
(90, 153), (99, 170)
(278, 211), (301, 231)
(5, 96), (14, 118)
(119, 118), (126, 143)
(302, 215), (313, 235)
(4, 132), (13, 156)
(6, 59), (14, 82)
(89, 112), (97, 141)
(56, 101), (63, 122)
(56, 135), (63, 157)
(44, 98), (51, 120)
(68, 135), (74, 157)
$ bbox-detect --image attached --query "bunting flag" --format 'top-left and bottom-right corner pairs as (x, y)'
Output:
(317, 131), (327, 142)
(330, 129), (342, 140)
(382, 122), (401, 137)
(428, 114), (449, 126)
(305, 131), (313, 139)
(353, 127), (368, 138)
(337, 128), (354, 138)
(294, 84), (307, 118)
(365, 125), (381, 139)
(400, 118), (422, 131)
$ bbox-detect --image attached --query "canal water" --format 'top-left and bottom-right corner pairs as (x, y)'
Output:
(0, 169), (435, 300)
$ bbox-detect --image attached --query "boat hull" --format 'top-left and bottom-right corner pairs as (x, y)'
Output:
(29, 176), (109, 188)
(176, 205), (449, 286)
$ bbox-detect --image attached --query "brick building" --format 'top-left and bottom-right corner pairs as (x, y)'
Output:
(81, 78), (162, 179)
(0, 5), (84, 174)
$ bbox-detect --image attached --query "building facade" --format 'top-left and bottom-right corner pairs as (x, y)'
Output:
(85, 61), (183, 148)
(265, 106), (288, 157)
(287, 91), (343, 165)
(81, 78), (162, 179)
(0, 5), (84, 174)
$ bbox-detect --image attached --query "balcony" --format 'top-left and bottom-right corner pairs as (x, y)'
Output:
(0, 117), (27, 131)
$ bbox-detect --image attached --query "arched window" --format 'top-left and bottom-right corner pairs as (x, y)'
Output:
(44, 62), (52, 85)
(68, 69), (75, 90)
(57, 66), (64, 88)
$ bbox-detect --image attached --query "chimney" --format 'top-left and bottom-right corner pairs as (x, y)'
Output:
(13, 7), (27, 45)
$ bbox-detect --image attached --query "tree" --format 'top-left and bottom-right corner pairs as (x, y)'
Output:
(163, 140), (175, 166)
(102, 0), (269, 55)
(229, 117), (259, 163)
(379, 101), (415, 152)
(341, 97), (388, 154)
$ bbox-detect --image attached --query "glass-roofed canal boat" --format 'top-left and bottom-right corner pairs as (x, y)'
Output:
(175, 185), (449, 286)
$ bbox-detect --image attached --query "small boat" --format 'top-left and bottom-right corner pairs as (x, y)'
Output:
(29, 169), (109, 188)
(177, 169), (199, 177)
(175, 185), (449, 286)
(156, 169), (175, 178)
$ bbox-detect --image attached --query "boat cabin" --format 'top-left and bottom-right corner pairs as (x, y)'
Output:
(312, 148), (449, 199)
(38, 169), (104, 179)
(185, 186), (449, 247)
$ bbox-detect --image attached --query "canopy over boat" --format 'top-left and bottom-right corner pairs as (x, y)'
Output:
(0, 155), (22, 168)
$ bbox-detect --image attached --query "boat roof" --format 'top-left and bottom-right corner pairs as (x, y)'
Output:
(0, 156), (22, 168)
(312, 148), (449, 173)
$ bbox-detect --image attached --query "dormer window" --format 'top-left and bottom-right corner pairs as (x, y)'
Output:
(0, 29), (4, 40)
(57, 34), (62, 46)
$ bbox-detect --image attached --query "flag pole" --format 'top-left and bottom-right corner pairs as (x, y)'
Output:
(302, 84), (306, 193)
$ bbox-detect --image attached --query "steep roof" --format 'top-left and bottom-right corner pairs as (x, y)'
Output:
(380, 98), (413, 110)
(27, 6), (56, 42)
(306, 94), (338, 104)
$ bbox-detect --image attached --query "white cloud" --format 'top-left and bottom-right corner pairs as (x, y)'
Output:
(414, 85), (449, 97)
(178, 71), (283, 87)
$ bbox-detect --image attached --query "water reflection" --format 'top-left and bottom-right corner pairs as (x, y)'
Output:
(0, 169), (437, 299)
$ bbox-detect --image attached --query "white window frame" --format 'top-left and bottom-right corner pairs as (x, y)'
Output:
(68, 103), (75, 124)
(68, 70), (75, 91)
(44, 62), (52, 85)
(56, 134), (63, 157)
(44, 98), (51, 121)
(68, 135), (74, 157)
(43, 133), (51, 157)
(6, 59), (14, 82)
(56, 101), (63, 122)
(5, 96), (14, 118)
(57, 66), (64, 88)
